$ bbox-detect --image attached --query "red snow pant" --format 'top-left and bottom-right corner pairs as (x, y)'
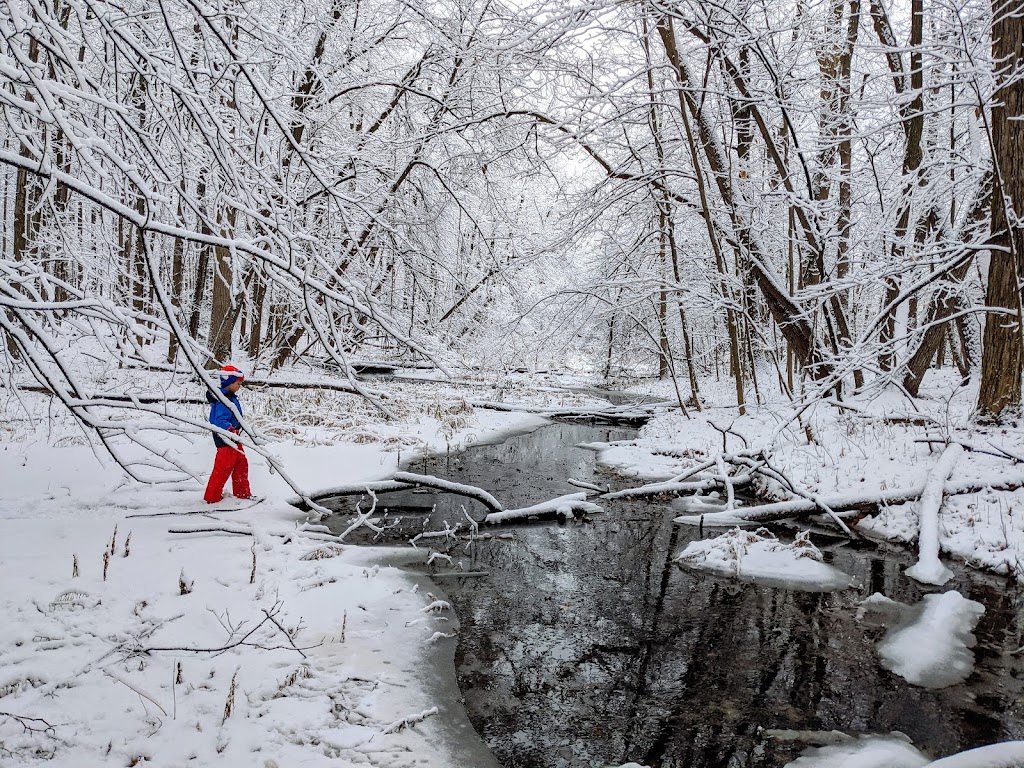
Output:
(204, 444), (251, 502)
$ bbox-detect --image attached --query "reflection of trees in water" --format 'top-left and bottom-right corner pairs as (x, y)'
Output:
(396, 422), (1024, 768)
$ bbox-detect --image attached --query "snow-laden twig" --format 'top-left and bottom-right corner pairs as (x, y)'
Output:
(381, 706), (439, 733)
(336, 491), (384, 541)
(419, 600), (451, 613)
(426, 551), (453, 567)
(424, 631), (457, 644)
(0, 711), (56, 735)
(408, 522), (460, 548)
(139, 603), (318, 656)
(102, 668), (168, 716)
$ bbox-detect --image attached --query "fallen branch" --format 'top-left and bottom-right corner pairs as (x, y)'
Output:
(382, 706), (439, 734)
(140, 605), (318, 656)
(167, 524), (339, 543)
(916, 437), (1024, 464)
(483, 493), (602, 524)
(0, 711), (55, 735)
(905, 444), (962, 586)
(603, 474), (752, 500)
(127, 498), (263, 518)
(167, 523), (254, 536)
(336, 492), (385, 541)
(103, 669), (168, 716)
(469, 399), (669, 424)
(674, 471), (1024, 527)
(567, 478), (609, 494)
(392, 472), (503, 514)
(289, 480), (417, 509)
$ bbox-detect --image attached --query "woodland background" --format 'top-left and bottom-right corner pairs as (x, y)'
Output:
(2, 0), (1023, 428)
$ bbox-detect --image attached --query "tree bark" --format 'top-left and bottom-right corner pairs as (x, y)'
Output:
(207, 206), (236, 365)
(874, 0), (927, 372)
(977, 0), (1024, 419)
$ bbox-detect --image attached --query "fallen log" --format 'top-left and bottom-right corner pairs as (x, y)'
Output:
(2, 384), (207, 404)
(674, 471), (1024, 527)
(483, 493), (602, 524)
(905, 444), (962, 586)
(468, 399), (669, 424)
(167, 524), (340, 542)
(604, 474), (752, 500)
(392, 471), (504, 514)
(290, 481), (416, 509)
(567, 478), (609, 494)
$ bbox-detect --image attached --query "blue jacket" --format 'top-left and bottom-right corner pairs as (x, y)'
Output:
(207, 389), (243, 448)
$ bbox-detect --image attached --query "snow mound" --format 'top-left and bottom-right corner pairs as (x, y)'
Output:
(927, 741), (1024, 766)
(877, 590), (985, 688)
(784, 733), (928, 767)
(674, 528), (856, 592)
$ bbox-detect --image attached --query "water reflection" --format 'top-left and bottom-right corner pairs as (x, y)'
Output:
(323, 422), (1024, 768)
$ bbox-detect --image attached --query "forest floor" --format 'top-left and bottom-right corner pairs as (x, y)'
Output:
(0, 364), (610, 767)
(1, 362), (1023, 767)
(622, 369), (1024, 579)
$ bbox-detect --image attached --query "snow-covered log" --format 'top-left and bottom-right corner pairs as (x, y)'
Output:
(469, 399), (670, 424)
(483, 493), (602, 524)
(604, 474), (752, 499)
(392, 472), (503, 513)
(674, 471), (1024, 527)
(567, 478), (609, 494)
(288, 481), (416, 508)
(905, 444), (962, 586)
(167, 524), (339, 543)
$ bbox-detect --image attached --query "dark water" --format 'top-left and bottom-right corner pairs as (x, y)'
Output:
(323, 422), (1024, 768)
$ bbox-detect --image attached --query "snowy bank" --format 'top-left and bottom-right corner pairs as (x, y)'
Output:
(0, 383), (551, 767)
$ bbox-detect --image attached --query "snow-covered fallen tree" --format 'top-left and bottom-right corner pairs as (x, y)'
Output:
(905, 444), (962, 586)
(673, 471), (1024, 527)
(483, 493), (602, 524)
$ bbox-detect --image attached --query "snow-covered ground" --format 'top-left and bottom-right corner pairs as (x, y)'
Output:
(608, 369), (1024, 581)
(0, 369), (567, 767)
(5, 363), (1024, 766)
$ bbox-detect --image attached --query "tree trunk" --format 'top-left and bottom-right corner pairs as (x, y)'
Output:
(188, 244), (209, 342)
(977, 0), (1024, 419)
(656, 16), (829, 380)
(902, 188), (990, 394)
(902, 260), (972, 396)
(874, 0), (926, 372)
(207, 207), (237, 365)
(167, 198), (186, 363)
(247, 266), (267, 359)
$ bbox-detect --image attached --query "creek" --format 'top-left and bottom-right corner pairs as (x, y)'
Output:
(323, 419), (1024, 768)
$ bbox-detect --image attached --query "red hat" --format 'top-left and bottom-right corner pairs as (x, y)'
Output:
(219, 365), (245, 388)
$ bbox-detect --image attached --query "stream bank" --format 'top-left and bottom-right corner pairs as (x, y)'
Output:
(322, 420), (1024, 768)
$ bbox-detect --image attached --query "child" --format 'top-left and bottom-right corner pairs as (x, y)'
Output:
(203, 365), (254, 503)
